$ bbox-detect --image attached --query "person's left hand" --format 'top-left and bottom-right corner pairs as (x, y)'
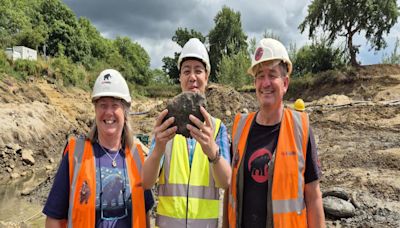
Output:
(186, 106), (218, 159)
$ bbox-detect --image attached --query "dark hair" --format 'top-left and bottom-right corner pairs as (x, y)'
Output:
(180, 57), (207, 71)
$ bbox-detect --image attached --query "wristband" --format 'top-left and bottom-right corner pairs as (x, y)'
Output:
(208, 148), (221, 164)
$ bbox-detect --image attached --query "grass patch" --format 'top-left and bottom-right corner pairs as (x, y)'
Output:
(143, 84), (181, 98)
(237, 84), (255, 92)
(285, 73), (315, 99)
(0, 51), (13, 78)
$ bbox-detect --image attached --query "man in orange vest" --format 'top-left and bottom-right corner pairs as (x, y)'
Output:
(224, 38), (325, 228)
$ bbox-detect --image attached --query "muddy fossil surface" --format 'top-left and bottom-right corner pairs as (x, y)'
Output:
(163, 91), (207, 138)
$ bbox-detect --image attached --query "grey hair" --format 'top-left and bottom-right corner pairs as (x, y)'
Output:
(87, 101), (134, 150)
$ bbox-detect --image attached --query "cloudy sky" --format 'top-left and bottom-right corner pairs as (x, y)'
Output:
(63, 0), (400, 69)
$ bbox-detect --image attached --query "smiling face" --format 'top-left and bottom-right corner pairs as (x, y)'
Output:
(94, 97), (125, 140)
(254, 61), (289, 111)
(179, 59), (208, 94)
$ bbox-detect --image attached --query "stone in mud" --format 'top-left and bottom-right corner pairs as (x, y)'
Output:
(21, 149), (35, 165)
(323, 196), (356, 219)
(323, 187), (351, 201)
(163, 92), (207, 138)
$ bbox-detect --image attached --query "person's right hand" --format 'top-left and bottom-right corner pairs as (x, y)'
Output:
(152, 109), (177, 156)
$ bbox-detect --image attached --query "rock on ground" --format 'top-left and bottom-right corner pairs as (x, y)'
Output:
(323, 196), (356, 219)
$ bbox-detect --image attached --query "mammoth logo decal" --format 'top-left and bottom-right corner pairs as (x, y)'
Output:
(248, 148), (272, 183)
(103, 73), (112, 80)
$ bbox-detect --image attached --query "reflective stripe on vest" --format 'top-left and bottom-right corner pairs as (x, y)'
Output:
(228, 109), (309, 228)
(66, 137), (146, 228)
(157, 214), (218, 228)
(156, 117), (222, 228)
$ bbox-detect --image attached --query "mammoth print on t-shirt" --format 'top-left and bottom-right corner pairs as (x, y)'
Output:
(247, 148), (272, 183)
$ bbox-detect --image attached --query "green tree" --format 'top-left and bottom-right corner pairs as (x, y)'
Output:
(173, 27), (206, 47)
(79, 18), (113, 60)
(248, 37), (257, 56)
(39, 0), (91, 62)
(162, 53), (180, 84)
(150, 68), (173, 85)
(217, 43), (251, 89)
(292, 38), (346, 77)
(113, 36), (151, 86)
(299, 0), (399, 66)
(162, 28), (205, 83)
(46, 20), (90, 62)
(15, 27), (47, 50)
(0, 0), (34, 48)
(208, 6), (248, 82)
(21, 0), (48, 50)
(262, 29), (280, 40)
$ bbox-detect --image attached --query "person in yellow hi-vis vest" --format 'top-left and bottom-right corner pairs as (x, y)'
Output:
(223, 38), (325, 228)
(143, 38), (232, 228)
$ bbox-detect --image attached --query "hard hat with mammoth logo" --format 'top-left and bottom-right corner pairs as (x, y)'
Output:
(91, 69), (131, 105)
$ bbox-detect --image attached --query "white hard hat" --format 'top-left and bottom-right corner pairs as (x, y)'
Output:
(247, 38), (292, 77)
(91, 69), (131, 104)
(177, 38), (211, 75)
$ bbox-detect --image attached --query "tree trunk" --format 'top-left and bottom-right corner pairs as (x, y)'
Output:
(348, 33), (359, 66)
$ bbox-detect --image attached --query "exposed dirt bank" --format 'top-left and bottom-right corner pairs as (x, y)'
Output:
(0, 65), (399, 227)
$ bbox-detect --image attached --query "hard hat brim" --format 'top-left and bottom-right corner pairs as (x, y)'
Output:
(248, 58), (292, 77)
(92, 92), (131, 104)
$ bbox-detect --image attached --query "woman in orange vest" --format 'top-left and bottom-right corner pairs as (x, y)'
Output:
(43, 69), (154, 227)
(223, 38), (325, 228)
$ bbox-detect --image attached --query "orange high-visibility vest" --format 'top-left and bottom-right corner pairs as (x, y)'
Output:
(64, 137), (146, 228)
(228, 108), (309, 228)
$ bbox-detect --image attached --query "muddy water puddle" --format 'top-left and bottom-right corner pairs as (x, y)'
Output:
(0, 171), (47, 227)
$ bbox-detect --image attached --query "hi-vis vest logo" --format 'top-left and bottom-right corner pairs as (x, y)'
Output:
(79, 180), (91, 204)
(282, 151), (296, 156)
(248, 148), (272, 183)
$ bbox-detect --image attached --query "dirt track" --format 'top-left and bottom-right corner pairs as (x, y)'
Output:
(0, 65), (399, 227)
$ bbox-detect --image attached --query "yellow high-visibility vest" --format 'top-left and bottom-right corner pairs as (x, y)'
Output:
(156, 117), (222, 228)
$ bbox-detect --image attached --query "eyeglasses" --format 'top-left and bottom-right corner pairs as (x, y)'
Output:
(98, 147), (130, 221)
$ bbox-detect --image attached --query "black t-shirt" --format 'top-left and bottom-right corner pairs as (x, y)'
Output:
(241, 118), (321, 228)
